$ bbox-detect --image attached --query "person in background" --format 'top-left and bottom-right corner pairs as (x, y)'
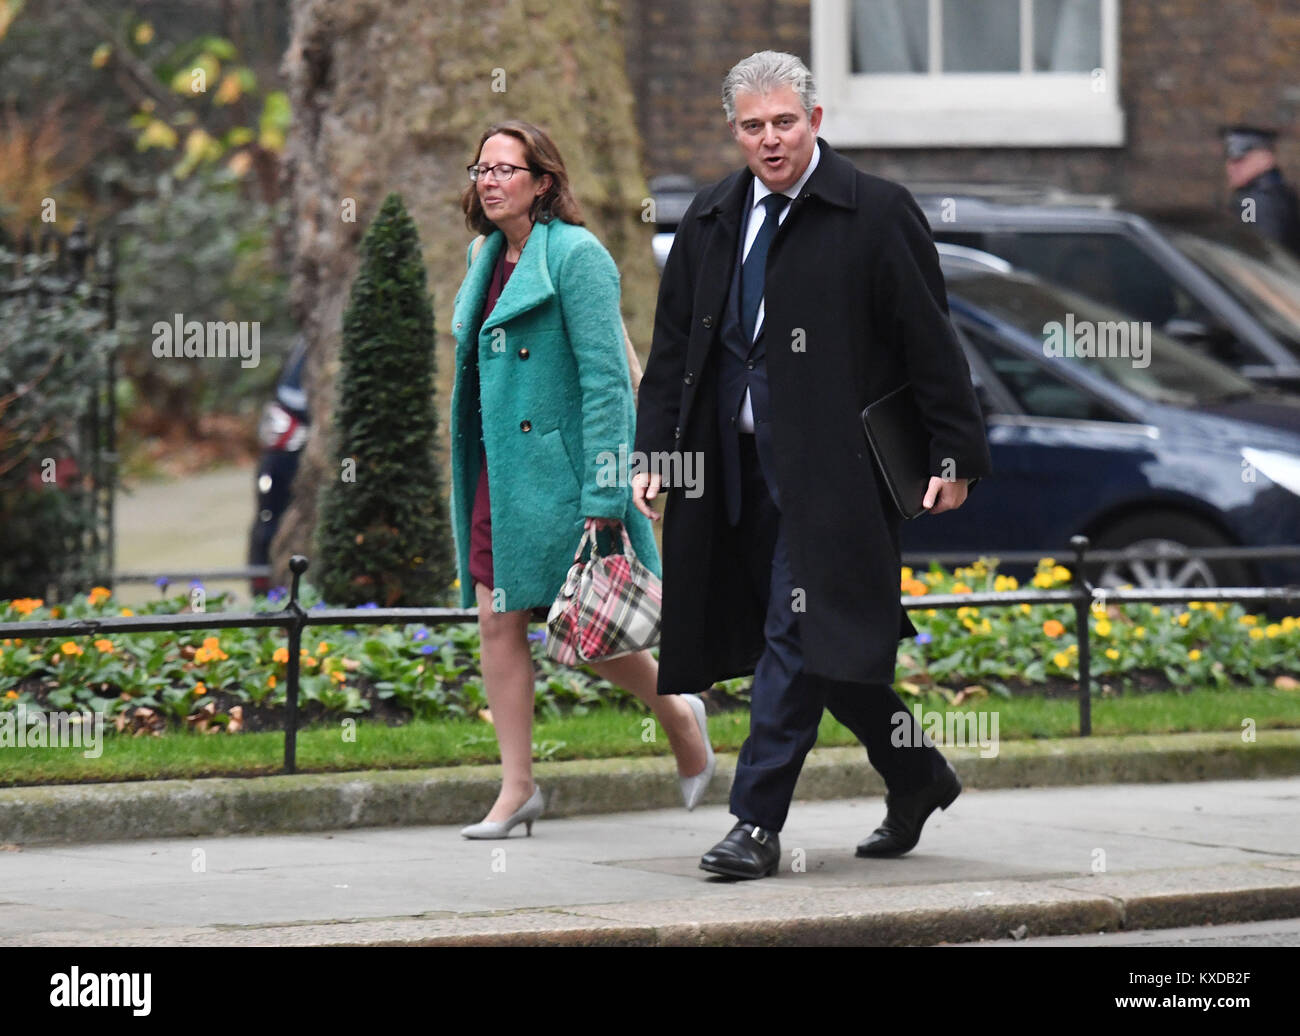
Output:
(1222, 124), (1300, 259)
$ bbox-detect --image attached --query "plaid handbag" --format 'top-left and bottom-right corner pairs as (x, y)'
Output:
(545, 525), (662, 665)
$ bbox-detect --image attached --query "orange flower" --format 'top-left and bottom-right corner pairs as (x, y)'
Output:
(267, 675), (277, 689)
(93, 639), (114, 653)
(60, 641), (84, 657)
(87, 586), (112, 606)
(951, 582), (972, 594)
(1042, 619), (1066, 638)
(119, 608), (134, 617)
(9, 598), (43, 616)
(193, 681), (207, 696)
(272, 647), (289, 664)
(4, 690), (18, 700)
(901, 578), (928, 596)
(330, 670), (346, 684)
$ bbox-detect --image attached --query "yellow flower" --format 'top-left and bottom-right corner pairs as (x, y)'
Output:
(133, 21), (154, 45)
(1188, 649), (1202, 661)
(1134, 626), (1146, 638)
(87, 586), (112, 606)
(1052, 565), (1071, 582)
(272, 647), (289, 664)
(1105, 648), (1119, 660)
(1150, 606), (1161, 616)
(1238, 615), (1258, 625)
(900, 567), (913, 582)
(60, 641), (83, 657)
(994, 574), (1019, 592)
(453, 578), (461, 588)
(926, 609), (937, 617)
(1177, 613), (1190, 627)
(1043, 619), (1065, 638)
(957, 606), (977, 619)
(1032, 572), (1054, 589)
(962, 618), (976, 630)
(1283, 616), (1297, 632)
(1068, 643), (1078, 654)
(1095, 619), (1112, 637)
(979, 618), (992, 634)
(1019, 603), (1032, 614)
(1038, 557), (1057, 569)
(1052, 652), (1070, 669)
(93, 639), (114, 653)
(120, 608), (134, 617)
(1188, 601), (1202, 611)
(1266, 624), (1282, 638)
(1249, 627), (1265, 640)
(951, 582), (972, 594)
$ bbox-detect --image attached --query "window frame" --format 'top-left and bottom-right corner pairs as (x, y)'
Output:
(811, 0), (1125, 147)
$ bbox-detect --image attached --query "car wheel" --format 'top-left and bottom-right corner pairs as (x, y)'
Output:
(1089, 512), (1252, 590)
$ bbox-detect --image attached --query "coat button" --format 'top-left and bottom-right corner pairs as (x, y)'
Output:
(673, 426), (681, 439)
(746, 361), (755, 370)
(518, 348), (530, 360)
(702, 316), (713, 328)
(520, 420), (532, 432)
(683, 372), (695, 385)
(455, 321), (462, 330)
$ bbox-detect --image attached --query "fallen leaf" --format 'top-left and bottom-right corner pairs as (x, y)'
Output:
(478, 708), (494, 725)
(227, 705), (243, 734)
(1274, 675), (1300, 691)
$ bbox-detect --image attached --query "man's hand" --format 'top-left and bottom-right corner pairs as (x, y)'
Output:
(631, 471), (662, 521)
(922, 476), (969, 514)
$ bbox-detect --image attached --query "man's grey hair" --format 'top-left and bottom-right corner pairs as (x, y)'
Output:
(721, 50), (818, 123)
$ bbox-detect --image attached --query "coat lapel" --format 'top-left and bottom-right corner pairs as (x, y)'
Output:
(476, 217), (556, 330)
(452, 230), (504, 356)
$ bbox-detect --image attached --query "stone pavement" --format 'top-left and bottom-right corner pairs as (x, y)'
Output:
(3, 776), (1298, 946)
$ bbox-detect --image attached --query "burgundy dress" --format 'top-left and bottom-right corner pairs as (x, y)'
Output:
(468, 251), (516, 590)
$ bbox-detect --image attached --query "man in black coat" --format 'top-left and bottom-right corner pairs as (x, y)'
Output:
(1223, 125), (1300, 260)
(632, 50), (992, 880)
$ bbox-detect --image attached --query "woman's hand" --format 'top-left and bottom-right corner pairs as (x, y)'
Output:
(585, 517), (622, 532)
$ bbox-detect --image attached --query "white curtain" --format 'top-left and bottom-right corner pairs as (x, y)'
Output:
(1035, 0), (1101, 72)
(851, 0), (929, 73)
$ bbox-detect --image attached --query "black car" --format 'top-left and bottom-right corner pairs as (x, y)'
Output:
(914, 187), (1300, 391)
(247, 335), (309, 595)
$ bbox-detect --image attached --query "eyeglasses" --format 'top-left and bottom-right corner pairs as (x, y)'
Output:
(467, 163), (537, 183)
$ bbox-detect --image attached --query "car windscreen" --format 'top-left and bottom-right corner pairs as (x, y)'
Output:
(947, 270), (1257, 406)
(1165, 227), (1300, 357)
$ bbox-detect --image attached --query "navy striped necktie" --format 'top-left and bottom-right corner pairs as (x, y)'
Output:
(741, 192), (790, 344)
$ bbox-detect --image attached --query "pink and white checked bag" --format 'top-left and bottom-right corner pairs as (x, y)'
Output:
(545, 526), (662, 665)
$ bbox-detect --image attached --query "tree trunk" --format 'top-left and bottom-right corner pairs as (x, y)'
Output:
(272, 0), (658, 590)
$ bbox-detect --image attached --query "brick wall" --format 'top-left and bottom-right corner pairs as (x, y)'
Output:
(624, 0), (1300, 213)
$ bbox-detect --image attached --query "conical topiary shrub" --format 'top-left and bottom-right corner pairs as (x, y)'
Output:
(314, 192), (454, 605)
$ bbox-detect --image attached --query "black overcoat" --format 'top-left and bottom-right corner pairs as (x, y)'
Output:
(635, 139), (992, 694)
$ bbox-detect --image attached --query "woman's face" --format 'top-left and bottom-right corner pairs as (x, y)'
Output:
(476, 133), (550, 227)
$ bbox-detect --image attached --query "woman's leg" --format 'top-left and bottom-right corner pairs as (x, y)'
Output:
(474, 581), (538, 821)
(587, 651), (710, 777)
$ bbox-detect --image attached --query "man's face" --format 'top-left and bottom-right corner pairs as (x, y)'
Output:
(730, 85), (823, 194)
(1225, 148), (1276, 190)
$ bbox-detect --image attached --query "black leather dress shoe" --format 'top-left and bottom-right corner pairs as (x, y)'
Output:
(855, 763), (961, 858)
(700, 821), (781, 879)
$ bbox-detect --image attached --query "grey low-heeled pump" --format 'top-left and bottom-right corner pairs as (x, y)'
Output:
(679, 694), (717, 811)
(460, 785), (545, 839)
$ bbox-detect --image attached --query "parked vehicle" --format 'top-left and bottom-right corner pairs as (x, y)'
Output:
(247, 335), (309, 595)
(918, 248), (1300, 590)
(914, 187), (1300, 391)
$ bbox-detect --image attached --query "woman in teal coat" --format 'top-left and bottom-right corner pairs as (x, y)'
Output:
(450, 121), (715, 837)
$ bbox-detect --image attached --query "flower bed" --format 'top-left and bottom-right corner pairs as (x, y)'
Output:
(2, 557), (1298, 736)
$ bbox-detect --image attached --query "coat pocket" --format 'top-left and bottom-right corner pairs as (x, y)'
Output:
(536, 428), (582, 506)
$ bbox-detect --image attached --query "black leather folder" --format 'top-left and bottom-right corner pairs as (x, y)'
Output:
(860, 382), (932, 520)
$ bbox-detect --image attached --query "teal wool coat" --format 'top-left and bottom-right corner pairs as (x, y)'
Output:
(449, 218), (661, 611)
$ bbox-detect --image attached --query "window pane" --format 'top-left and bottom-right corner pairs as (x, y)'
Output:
(851, 0), (929, 73)
(963, 324), (1119, 420)
(942, 0), (1019, 72)
(1034, 0), (1101, 71)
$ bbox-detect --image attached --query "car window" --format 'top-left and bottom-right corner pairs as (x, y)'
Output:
(960, 323), (1124, 422)
(950, 272), (1258, 407)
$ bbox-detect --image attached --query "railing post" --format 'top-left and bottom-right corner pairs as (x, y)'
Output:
(283, 555), (309, 774)
(1070, 535), (1093, 736)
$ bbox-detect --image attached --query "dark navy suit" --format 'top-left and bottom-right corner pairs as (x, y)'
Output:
(716, 183), (948, 832)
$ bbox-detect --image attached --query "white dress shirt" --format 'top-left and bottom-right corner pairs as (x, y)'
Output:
(736, 142), (822, 432)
